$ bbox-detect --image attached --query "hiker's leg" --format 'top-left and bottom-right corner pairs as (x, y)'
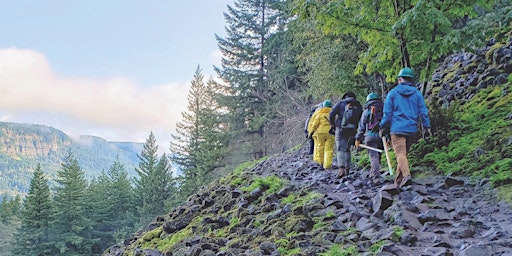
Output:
(316, 133), (326, 167)
(338, 135), (350, 169)
(391, 134), (410, 183)
(365, 136), (382, 179)
(313, 133), (321, 163)
(324, 134), (335, 169)
(335, 128), (344, 168)
(308, 137), (315, 155)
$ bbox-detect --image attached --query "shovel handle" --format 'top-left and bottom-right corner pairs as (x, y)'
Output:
(382, 136), (394, 176)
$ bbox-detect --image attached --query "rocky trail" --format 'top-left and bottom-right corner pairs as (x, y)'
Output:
(262, 146), (512, 255)
(104, 145), (512, 256)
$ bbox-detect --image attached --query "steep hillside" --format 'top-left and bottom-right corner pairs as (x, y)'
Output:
(103, 38), (512, 256)
(104, 147), (512, 255)
(0, 122), (143, 197)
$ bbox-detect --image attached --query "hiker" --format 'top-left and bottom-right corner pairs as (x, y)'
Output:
(329, 92), (363, 178)
(308, 100), (335, 169)
(379, 67), (431, 187)
(355, 93), (384, 185)
(305, 103), (323, 155)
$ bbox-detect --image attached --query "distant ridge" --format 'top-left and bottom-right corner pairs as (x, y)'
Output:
(0, 121), (143, 197)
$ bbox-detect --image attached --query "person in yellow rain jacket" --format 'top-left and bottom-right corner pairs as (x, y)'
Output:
(308, 100), (335, 169)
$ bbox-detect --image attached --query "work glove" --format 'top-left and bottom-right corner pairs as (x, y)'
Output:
(379, 126), (390, 138)
(355, 140), (360, 147)
(423, 128), (432, 139)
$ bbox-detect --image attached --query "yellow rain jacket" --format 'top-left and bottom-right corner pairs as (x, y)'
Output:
(308, 107), (335, 169)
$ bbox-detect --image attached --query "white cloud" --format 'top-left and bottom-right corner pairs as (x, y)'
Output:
(0, 48), (190, 152)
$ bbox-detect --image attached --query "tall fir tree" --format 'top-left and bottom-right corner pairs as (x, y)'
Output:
(85, 156), (137, 253)
(50, 150), (93, 255)
(170, 67), (228, 199)
(134, 132), (173, 226)
(0, 196), (22, 255)
(13, 164), (57, 256)
(215, 0), (285, 161)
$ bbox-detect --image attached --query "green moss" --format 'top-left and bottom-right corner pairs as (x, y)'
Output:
(155, 228), (193, 252)
(485, 42), (504, 63)
(142, 227), (163, 241)
(241, 175), (285, 194)
(369, 240), (386, 252)
(413, 83), (511, 185)
(319, 244), (359, 256)
(497, 184), (512, 203)
(282, 194), (296, 205)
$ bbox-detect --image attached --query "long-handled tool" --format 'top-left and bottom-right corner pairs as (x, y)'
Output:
(381, 136), (395, 176)
(358, 144), (383, 153)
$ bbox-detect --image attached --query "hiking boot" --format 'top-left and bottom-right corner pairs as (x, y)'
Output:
(399, 176), (412, 187)
(336, 168), (348, 178)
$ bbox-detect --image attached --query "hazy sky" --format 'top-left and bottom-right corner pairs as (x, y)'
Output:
(0, 1), (233, 153)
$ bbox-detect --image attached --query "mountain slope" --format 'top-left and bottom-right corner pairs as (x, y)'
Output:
(104, 147), (512, 255)
(0, 122), (143, 197)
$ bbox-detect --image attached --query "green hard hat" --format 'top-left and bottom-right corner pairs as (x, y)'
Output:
(323, 100), (332, 107)
(397, 67), (414, 78)
(366, 92), (379, 102)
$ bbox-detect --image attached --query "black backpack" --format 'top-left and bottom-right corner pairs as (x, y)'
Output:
(341, 102), (362, 133)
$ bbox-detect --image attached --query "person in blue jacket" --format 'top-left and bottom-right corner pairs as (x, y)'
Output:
(379, 67), (431, 187)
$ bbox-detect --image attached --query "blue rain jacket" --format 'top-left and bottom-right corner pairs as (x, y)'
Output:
(379, 82), (431, 135)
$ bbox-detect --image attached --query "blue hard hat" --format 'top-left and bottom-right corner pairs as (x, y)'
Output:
(323, 100), (332, 107)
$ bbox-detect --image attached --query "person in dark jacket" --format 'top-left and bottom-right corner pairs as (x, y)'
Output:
(379, 67), (431, 187)
(329, 92), (362, 178)
(355, 93), (384, 185)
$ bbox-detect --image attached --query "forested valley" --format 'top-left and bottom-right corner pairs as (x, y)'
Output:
(1, 0), (511, 255)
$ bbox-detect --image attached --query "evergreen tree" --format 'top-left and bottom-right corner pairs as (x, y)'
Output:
(134, 132), (172, 226)
(86, 156), (137, 253)
(215, 0), (286, 161)
(13, 164), (57, 256)
(170, 67), (228, 199)
(50, 151), (93, 255)
(0, 196), (22, 255)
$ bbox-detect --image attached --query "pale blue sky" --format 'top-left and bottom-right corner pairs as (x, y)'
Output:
(0, 1), (233, 151)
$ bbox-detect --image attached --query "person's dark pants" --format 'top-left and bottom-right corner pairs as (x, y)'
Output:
(308, 138), (315, 155)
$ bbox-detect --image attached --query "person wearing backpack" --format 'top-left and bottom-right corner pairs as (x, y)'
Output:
(379, 67), (431, 187)
(329, 92), (363, 178)
(308, 100), (335, 169)
(355, 93), (384, 185)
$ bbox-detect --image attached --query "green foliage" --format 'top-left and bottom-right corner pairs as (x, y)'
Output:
(319, 244), (359, 256)
(369, 240), (387, 252)
(497, 184), (512, 203)
(413, 84), (512, 184)
(13, 164), (57, 255)
(134, 132), (173, 227)
(291, 0), (494, 84)
(170, 68), (229, 200)
(51, 150), (94, 255)
(241, 175), (285, 194)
